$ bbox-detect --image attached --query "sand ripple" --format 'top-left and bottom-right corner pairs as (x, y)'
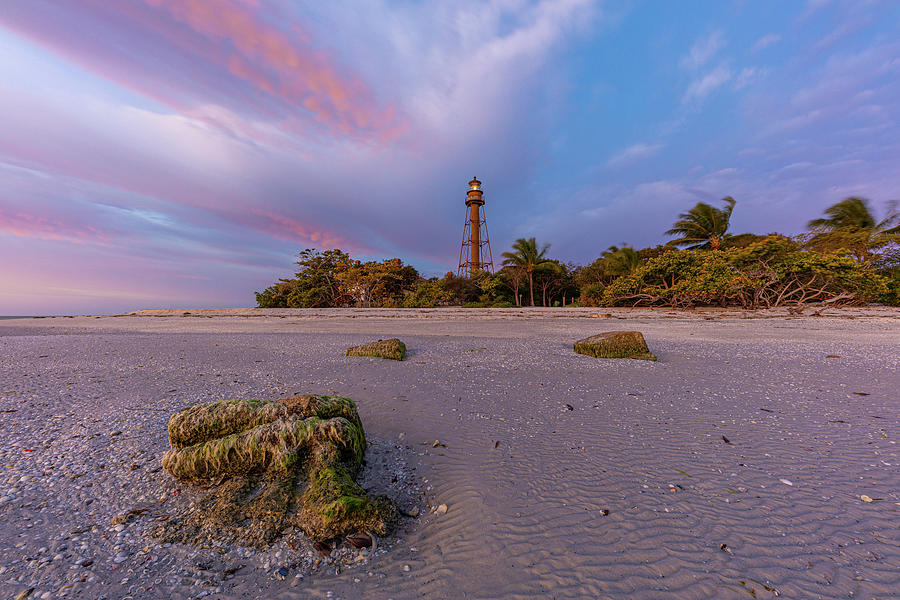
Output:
(1, 311), (897, 599)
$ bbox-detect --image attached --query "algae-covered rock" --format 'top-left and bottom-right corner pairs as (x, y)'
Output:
(154, 395), (397, 547)
(345, 338), (406, 361)
(574, 331), (657, 361)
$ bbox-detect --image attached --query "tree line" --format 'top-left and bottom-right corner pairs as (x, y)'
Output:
(255, 197), (900, 309)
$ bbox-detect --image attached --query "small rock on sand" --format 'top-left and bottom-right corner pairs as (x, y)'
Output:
(345, 338), (407, 361)
(574, 331), (657, 361)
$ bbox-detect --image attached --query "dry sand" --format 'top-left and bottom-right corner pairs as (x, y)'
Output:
(1, 307), (898, 599)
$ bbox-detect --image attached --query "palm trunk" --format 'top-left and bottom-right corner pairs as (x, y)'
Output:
(528, 271), (535, 306)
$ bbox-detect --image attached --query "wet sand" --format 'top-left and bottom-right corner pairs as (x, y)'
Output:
(1, 307), (898, 599)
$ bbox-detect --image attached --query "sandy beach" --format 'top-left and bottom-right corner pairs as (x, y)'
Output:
(1, 307), (898, 599)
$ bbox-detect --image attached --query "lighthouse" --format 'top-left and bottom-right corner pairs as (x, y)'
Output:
(457, 176), (494, 277)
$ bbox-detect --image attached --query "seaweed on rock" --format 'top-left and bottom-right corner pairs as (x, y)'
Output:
(574, 331), (657, 361)
(154, 395), (397, 548)
(345, 338), (407, 361)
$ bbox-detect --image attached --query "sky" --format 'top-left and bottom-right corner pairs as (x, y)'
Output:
(1, 0), (899, 314)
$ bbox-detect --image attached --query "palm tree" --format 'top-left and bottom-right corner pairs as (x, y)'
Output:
(806, 197), (899, 263)
(603, 245), (642, 276)
(665, 196), (736, 250)
(807, 197), (895, 231)
(501, 237), (551, 306)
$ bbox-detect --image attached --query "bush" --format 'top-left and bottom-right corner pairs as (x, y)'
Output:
(491, 300), (516, 308)
(579, 283), (607, 306)
(600, 237), (890, 308)
(878, 273), (900, 306)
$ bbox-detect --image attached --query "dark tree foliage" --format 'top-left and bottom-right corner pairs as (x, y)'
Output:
(255, 249), (419, 308)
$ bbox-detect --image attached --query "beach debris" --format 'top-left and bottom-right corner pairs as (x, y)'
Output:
(722, 435), (733, 445)
(825, 355), (840, 358)
(719, 543), (731, 553)
(860, 495), (874, 503)
(222, 564), (244, 579)
(779, 478), (793, 486)
(14, 588), (34, 600)
(852, 392), (870, 396)
(153, 395), (398, 548)
(434, 503), (448, 515)
(314, 541), (332, 556)
(494, 440), (500, 448)
(723, 577), (780, 598)
(347, 532), (373, 548)
(565, 404), (574, 411)
(600, 509), (610, 516)
(588, 313), (612, 318)
(573, 331), (657, 361)
(675, 469), (693, 478)
(345, 338), (407, 361)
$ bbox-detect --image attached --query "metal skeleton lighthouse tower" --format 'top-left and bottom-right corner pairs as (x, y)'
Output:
(457, 176), (494, 277)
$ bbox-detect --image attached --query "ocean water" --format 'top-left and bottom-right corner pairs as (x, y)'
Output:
(0, 316), (38, 320)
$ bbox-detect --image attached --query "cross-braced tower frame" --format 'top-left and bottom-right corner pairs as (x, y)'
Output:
(457, 176), (494, 277)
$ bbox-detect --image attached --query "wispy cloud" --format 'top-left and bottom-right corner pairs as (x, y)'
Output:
(752, 33), (781, 52)
(606, 143), (664, 168)
(683, 64), (732, 102)
(679, 31), (731, 104)
(800, 0), (832, 21)
(680, 30), (725, 70)
(753, 40), (900, 137)
(733, 67), (766, 90)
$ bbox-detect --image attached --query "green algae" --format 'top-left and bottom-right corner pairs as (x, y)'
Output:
(154, 395), (397, 547)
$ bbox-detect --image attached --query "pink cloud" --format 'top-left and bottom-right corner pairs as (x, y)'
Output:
(2, 0), (405, 142)
(0, 207), (110, 244)
(247, 208), (357, 251)
(134, 0), (406, 140)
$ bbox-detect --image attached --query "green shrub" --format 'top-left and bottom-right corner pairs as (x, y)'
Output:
(600, 237), (889, 308)
(579, 283), (606, 306)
